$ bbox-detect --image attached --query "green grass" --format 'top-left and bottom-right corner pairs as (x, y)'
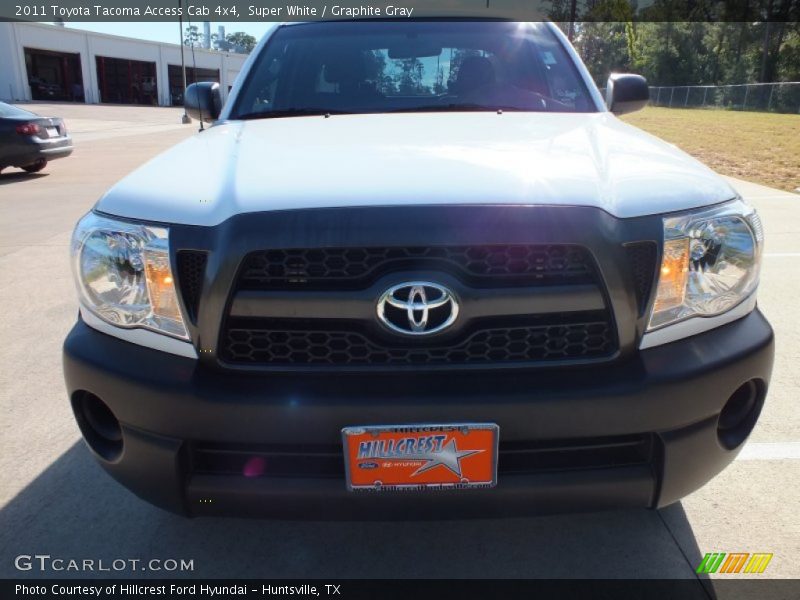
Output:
(621, 107), (800, 193)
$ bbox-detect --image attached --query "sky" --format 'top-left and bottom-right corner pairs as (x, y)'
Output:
(66, 22), (272, 46)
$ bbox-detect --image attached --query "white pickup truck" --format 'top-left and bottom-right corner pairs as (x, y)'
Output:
(64, 20), (773, 518)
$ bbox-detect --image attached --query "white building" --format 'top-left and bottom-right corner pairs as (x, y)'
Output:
(0, 22), (249, 107)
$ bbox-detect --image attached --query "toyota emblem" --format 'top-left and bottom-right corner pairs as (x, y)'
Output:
(376, 282), (459, 336)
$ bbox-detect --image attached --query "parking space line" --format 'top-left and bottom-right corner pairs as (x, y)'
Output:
(736, 442), (800, 460)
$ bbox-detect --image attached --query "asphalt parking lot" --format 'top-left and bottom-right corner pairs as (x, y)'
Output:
(0, 104), (798, 589)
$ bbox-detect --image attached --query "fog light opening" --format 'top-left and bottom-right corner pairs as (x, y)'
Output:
(71, 391), (123, 462)
(717, 380), (765, 450)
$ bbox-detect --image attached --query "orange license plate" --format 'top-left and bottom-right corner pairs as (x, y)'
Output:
(342, 423), (499, 491)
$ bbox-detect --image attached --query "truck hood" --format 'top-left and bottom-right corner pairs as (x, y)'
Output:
(96, 112), (737, 225)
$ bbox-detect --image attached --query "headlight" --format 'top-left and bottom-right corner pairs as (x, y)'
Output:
(71, 212), (189, 340)
(648, 199), (763, 331)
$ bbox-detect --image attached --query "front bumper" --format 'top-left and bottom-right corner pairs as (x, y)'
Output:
(63, 309), (774, 518)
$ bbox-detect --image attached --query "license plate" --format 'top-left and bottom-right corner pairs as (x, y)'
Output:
(342, 423), (498, 491)
(45, 127), (59, 137)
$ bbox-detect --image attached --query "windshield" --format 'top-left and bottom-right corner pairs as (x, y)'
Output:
(231, 21), (597, 119)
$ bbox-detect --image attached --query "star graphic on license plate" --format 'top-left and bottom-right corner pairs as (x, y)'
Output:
(411, 438), (483, 478)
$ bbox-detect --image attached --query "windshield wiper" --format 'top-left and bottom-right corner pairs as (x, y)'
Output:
(237, 108), (352, 120)
(236, 105), (539, 120)
(385, 104), (534, 114)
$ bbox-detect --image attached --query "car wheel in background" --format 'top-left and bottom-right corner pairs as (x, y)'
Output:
(22, 159), (47, 173)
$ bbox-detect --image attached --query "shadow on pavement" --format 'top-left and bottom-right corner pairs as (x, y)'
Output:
(0, 171), (48, 185)
(0, 442), (710, 586)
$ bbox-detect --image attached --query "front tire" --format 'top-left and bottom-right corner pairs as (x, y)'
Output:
(22, 159), (47, 173)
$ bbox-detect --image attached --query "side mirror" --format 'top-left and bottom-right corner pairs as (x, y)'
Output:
(184, 82), (221, 123)
(605, 74), (649, 115)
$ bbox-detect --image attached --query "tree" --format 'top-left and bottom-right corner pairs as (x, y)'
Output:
(211, 33), (229, 52)
(396, 58), (428, 95)
(225, 32), (257, 54)
(363, 50), (397, 95)
(184, 28), (255, 54)
(573, 22), (632, 86)
(183, 25), (204, 48)
(575, 20), (800, 89)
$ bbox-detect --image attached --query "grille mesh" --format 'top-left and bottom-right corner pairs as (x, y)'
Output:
(176, 251), (207, 323)
(222, 318), (615, 366)
(238, 245), (595, 290)
(221, 243), (616, 368)
(626, 242), (658, 316)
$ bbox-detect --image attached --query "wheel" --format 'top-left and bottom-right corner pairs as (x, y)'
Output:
(22, 159), (47, 173)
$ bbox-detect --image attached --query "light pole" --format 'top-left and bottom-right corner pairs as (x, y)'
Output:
(178, 0), (191, 123)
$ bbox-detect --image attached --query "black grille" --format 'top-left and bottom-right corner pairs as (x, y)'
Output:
(176, 251), (207, 323)
(190, 435), (655, 478)
(626, 242), (658, 316)
(221, 316), (615, 366)
(238, 245), (595, 290)
(222, 243), (615, 369)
